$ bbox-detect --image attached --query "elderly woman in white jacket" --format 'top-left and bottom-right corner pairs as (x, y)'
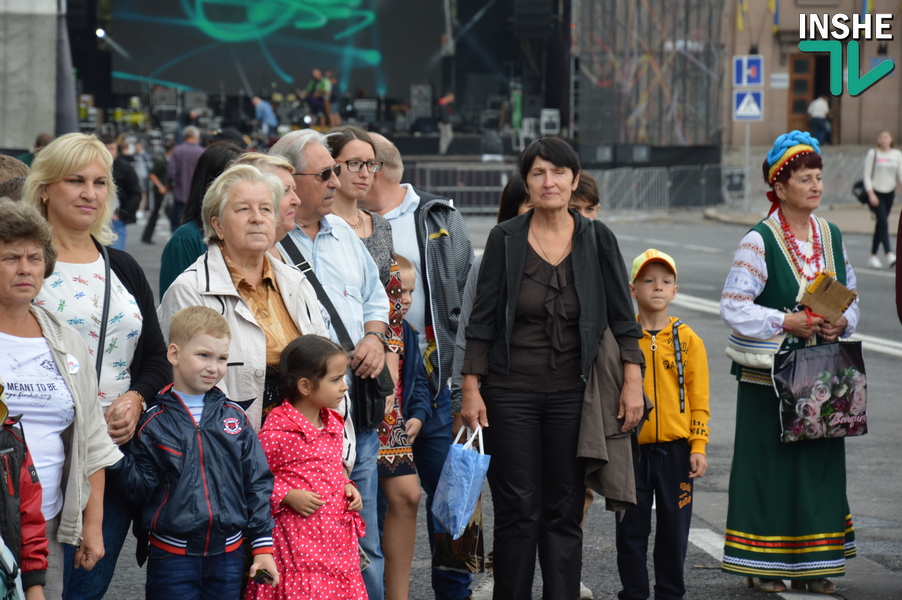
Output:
(158, 164), (330, 430)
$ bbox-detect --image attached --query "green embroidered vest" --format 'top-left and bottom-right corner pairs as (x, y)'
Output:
(752, 214), (845, 351)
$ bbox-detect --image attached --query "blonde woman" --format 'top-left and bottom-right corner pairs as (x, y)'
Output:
(24, 133), (170, 599)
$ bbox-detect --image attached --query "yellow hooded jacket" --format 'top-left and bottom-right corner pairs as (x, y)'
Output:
(637, 315), (710, 455)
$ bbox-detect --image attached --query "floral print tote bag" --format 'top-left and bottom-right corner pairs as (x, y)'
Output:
(772, 341), (868, 443)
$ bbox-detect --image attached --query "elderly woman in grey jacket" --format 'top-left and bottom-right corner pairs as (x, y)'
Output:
(0, 199), (121, 599)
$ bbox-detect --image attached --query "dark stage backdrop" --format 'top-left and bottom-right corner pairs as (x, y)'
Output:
(109, 0), (445, 99)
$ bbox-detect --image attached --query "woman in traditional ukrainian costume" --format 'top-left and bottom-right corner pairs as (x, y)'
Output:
(719, 131), (860, 594)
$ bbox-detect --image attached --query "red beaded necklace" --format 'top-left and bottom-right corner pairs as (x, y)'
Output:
(777, 210), (822, 282)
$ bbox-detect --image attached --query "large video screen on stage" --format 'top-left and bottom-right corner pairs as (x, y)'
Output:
(109, 0), (445, 99)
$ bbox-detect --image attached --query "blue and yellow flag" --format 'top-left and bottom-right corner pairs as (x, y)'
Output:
(737, 0), (747, 32)
(861, 0), (874, 18)
(769, 0), (779, 34)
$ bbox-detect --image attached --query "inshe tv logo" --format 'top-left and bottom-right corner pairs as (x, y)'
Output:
(799, 13), (895, 96)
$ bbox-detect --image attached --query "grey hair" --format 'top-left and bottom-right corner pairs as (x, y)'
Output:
(201, 164), (284, 245)
(183, 126), (201, 141)
(270, 130), (327, 174)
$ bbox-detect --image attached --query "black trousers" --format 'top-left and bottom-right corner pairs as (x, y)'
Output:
(871, 190), (895, 255)
(141, 188), (166, 242)
(482, 385), (586, 600)
(615, 440), (693, 600)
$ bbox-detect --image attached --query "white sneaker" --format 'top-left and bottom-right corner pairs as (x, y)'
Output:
(579, 580), (594, 599)
(888, 252), (897, 268)
(471, 571), (494, 600)
(867, 255), (883, 269)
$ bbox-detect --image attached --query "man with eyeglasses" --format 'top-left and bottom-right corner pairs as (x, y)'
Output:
(271, 129), (390, 600)
(364, 133), (474, 600)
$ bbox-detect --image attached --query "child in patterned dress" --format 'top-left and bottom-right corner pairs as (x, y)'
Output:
(245, 335), (367, 600)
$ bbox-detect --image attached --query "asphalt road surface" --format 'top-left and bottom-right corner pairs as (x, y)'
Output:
(101, 212), (902, 599)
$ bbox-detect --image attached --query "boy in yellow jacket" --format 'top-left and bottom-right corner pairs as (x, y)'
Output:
(616, 249), (710, 600)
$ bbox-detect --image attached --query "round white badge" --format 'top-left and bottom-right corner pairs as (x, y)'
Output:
(66, 354), (80, 374)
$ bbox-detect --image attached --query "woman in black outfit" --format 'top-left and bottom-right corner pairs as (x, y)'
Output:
(461, 137), (644, 599)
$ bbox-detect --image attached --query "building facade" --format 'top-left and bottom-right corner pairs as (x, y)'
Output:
(723, 0), (901, 147)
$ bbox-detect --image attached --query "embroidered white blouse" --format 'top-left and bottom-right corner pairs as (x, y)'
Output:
(720, 211), (860, 340)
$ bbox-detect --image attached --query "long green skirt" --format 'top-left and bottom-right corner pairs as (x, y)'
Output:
(721, 375), (856, 580)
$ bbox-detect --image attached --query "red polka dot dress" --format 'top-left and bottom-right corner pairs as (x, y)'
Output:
(245, 401), (367, 600)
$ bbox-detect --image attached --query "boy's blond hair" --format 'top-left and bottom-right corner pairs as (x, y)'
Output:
(395, 253), (414, 275)
(168, 306), (231, 347)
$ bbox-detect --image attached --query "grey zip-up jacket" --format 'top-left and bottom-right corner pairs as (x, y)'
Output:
(32, 306), (122, 546)
(412, 190), (474, 400)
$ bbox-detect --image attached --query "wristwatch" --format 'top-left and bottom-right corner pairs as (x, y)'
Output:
(365, 330), (389, 348)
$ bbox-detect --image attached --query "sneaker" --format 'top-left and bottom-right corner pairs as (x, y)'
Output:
(471, 571), (494, 600)
(888, 252), (897, 268)
(867, 255), (883, 269)
(579, 581), (594, 599)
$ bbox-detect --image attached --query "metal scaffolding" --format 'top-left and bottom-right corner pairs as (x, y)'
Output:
(572, 0), (725, 147)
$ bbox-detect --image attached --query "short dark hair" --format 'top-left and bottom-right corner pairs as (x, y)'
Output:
(181, 142), (244, 227)
(0, 198), (57, 277)
(496, 173), (528, 223)
(0, 177), (26, 201)
(279, 335), (348, 399)
(761, 151), (823, 186)
(518, 137), (580, 182)
(571, 172), (600, 206)
(35, 133), (53, 148)
(97, 133), (116, 146)
(325, 126), (376, 160)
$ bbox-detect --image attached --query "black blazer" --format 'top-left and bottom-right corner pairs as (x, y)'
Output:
(464, 210), (642, 382)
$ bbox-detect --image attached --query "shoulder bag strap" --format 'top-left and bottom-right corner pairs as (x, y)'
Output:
(672, 319), (685, 413)
(95, 244), (112, 382)
(280, 235), (355, 353)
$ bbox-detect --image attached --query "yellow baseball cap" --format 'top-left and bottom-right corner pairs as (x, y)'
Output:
(630, 249), (677, 282)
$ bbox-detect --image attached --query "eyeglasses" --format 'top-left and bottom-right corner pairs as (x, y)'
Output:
(342, 160), (383, 173)
(294, 164), (341, 182)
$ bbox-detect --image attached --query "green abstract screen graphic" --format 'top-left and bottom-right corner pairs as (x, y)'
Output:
(109, 0), (443, 98)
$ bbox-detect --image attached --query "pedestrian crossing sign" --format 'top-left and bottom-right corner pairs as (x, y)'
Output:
(733, 90), (764, 122)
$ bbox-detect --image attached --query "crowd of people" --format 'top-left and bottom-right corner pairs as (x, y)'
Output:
(0, 124), (875, 600)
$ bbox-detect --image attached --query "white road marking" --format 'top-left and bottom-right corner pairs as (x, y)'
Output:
(617, 234), (721, 254)
(854, 267), (895, 278)
(688, 528), (723, 561)
(672, 293), (902, 358)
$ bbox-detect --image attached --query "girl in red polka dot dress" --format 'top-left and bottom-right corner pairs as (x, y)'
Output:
(245, 335), (368, 600)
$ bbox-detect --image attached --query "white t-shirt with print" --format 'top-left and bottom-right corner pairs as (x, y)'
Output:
(0, 332), (75, 520)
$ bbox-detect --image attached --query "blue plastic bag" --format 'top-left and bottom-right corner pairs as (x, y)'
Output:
(432, 426), (491, 540)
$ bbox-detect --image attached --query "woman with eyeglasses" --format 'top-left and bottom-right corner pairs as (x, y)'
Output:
(325, 126), (421, 600)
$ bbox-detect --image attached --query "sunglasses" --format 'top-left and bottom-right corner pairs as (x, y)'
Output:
(294, 164), (341, 182)
(342, 160), (383, 173)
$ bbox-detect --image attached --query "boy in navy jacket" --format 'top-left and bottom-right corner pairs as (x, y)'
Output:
(115, 307), (277, 597)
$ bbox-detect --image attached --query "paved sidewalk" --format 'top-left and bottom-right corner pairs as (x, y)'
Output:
(705, 202), (900, 236)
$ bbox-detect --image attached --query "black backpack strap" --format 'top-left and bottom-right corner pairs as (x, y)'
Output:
(672, 319), (685, 413)
(279, 236), (355, 353)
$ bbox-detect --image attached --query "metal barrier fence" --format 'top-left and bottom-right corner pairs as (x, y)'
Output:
(409, 161), (730, 215)
(409, 151), (864, 215)
(722, 151), (865, 210)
